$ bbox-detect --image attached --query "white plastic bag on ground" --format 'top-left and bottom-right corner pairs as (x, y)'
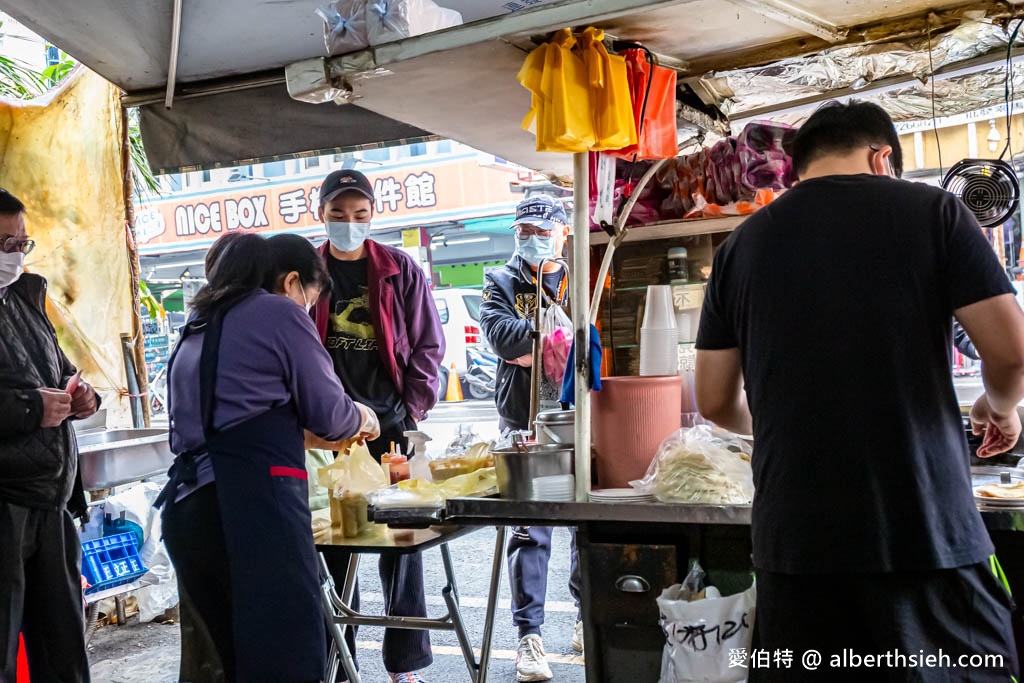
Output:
(101, 482), (179, 622)
(367, 0), (462, 45)
(658, 577), (756, 683)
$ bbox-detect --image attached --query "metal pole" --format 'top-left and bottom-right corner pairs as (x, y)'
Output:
(572, 152), (591, 501)
(165, 0), (184, 109)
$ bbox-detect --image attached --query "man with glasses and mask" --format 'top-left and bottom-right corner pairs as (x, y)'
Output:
(309, 169), (444, 683)
(0, 189), (99, 682)
(695, 101), (1024, 680)
(479, 195), (581, 682)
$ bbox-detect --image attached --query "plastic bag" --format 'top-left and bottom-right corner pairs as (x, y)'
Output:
(103, 483), (178, 621)
(632, 425), (753, 504)
(317, 441), (389, 495)
(578, 27), (637, 151)
(367, 0), (462, 46)
(608, 49), (678, 160)
(438, 467), (498, 498)
(344, 441), (390, 494)
(541, 302), (572, 386)
(431, 441), (494, 480)
(519, 29), (596, 153)
(370, 479), (445, 508)
(316, 0), (369, 55)
(657, 575), (756, 683)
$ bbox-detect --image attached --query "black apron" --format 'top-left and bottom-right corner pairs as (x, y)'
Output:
(158, 294), (326, 683)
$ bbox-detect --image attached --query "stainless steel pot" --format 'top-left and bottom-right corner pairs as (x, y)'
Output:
(492, 442), (574, 500)
(534, 409), (575, 445)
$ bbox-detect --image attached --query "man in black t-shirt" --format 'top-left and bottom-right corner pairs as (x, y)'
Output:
(695, 101), (1024, 681)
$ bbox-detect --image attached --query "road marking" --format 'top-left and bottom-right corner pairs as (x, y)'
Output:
(355, 640), (585, 666)
(359, 593), (579, 613)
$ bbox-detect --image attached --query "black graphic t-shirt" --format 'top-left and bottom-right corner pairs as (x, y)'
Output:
(325, 256), (404, 427)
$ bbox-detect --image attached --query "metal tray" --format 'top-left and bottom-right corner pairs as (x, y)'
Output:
(77, 429), (172, 490)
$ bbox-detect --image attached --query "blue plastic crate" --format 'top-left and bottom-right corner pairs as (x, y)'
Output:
(81, 532), (147, 595)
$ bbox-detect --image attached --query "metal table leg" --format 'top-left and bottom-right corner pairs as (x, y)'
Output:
(477, 526), (508, 683)
(319, 552), (362, 683)
(317, 526), (507, 683)
(440, 542), (477, 681)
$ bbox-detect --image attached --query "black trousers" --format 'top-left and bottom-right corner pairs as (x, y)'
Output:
(163, 485), (324, 683)
(0, 500), (89, 683)
(750, 562), (1019, 682)
(163, 484), (235, 683)
(323, 417), (432, 677)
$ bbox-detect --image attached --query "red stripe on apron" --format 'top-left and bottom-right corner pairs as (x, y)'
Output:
(269, 466), (308, 480)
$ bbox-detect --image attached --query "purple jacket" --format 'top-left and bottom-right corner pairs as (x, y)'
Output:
(313, 240), (445, 422)
(170, 291), (363, 454)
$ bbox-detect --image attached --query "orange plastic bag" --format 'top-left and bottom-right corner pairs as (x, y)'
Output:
(609, 48), (678, 160)
(578, 27), (637, 151)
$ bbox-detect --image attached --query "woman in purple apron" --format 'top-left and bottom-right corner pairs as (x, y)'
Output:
(158, 234), (378, 683)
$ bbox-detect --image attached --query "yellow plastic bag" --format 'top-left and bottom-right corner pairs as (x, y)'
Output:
(437, 467), (498, 498)
(518, 28), (595, 152)
(578, 27), (637, 151)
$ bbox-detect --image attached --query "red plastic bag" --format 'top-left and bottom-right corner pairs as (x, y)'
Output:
(608, 49), (677, 161)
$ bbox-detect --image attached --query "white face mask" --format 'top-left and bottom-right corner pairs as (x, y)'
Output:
(0, 251), (24, 288)
(326, 221), (370, 253)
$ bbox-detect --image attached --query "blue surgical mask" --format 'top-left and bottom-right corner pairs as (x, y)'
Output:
(517, 234), (555, 267)
(326, 221), (370, 252)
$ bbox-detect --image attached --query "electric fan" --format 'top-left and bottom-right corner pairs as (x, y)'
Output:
(941, 158), (1020, 228)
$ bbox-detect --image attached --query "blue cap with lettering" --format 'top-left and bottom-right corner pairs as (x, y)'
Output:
(513, 195), (568, 232)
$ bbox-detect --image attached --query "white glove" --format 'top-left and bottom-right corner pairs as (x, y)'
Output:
(354, 402), (381, 442)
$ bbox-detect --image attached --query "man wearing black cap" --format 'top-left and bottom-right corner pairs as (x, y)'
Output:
(479, 194), (581, 681)
(309, 169), (445, 683)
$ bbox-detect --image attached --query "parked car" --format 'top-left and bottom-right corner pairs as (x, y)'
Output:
(433, 288), (495, 399)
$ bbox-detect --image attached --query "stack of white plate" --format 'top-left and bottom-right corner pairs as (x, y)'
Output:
(532, 475), (575, 502)
(974, 492), (1024, 511)
(588, 488), (655, 504)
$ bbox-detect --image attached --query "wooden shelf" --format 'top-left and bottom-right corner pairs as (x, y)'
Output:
(584, 215), (747, 246)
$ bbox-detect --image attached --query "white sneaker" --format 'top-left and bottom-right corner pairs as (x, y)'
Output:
(571, 620), (584, 654)
(516, 634), (553, 682)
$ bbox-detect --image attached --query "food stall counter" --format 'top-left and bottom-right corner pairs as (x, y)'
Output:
(445, 497), (752, 527)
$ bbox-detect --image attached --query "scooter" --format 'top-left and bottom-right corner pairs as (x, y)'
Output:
(464, 344), (498, 400)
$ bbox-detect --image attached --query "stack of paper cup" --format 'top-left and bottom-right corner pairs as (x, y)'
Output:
(640, 285), (679, 376)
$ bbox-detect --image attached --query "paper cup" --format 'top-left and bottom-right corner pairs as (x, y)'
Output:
(642, 285), (676, 329)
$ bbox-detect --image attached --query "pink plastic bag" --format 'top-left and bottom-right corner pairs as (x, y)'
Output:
(543, 327), (573, 386)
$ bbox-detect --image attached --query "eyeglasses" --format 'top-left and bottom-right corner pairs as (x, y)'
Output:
(1, 236), (34, 255)
(515, 225), (554, 238)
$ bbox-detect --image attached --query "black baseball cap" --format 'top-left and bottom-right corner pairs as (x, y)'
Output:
(512, 195), (568, 231)
(320, 169), (374, 205)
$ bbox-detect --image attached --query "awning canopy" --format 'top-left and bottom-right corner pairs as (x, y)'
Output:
(5, 0), (1022, 175)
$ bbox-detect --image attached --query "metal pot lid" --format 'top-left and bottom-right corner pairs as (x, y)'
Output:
(971, 466), (1024, 487)
(535, 409), (575, 425)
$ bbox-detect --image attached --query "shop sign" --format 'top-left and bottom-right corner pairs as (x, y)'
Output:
(135, 158), (527, 252)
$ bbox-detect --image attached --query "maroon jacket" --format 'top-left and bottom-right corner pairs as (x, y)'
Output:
(313, 240), (445, 422)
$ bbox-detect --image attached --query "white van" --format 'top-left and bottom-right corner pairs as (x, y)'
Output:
(432, 288), (485, 377)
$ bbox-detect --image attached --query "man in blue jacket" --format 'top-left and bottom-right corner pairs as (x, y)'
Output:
(479, 195), (580, 682)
